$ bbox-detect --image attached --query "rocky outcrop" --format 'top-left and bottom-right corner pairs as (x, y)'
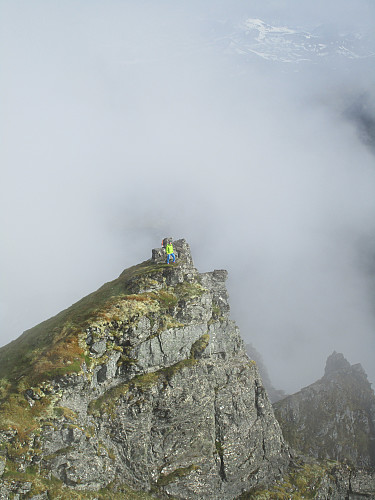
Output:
(274, 351), (375, 468)
(0, 238), (290, 499)
(245, 343), (287, 403)
(1, 240), (374, 499)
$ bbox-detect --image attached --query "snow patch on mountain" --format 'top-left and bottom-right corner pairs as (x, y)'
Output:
(225, 18), (375, 64)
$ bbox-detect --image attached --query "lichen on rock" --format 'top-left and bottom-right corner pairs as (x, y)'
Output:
(1, 240), (374, 499)
(0, 239), (292, 498)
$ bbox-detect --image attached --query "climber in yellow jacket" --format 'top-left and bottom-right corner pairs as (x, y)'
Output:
(166, 242), (175, 264)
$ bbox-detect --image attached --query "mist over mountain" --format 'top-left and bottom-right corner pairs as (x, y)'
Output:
(1, 0), (375, 395)
(274, 351), (375, 468)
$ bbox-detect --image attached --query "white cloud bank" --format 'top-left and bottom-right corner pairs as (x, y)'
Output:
(1, 0), (374, 392)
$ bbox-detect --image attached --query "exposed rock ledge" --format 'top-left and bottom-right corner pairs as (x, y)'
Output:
(1, 240), (374, 499)
(0, 239), (289, 499)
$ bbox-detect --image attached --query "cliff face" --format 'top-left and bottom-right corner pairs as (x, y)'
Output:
(0, 239), (290, 499)
(274, 351), (375, 468)
(2, 240), (375, 499)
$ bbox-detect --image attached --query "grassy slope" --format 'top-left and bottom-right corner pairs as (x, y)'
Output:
(0, 260), (171, 384)
(0, 259), (190, 498)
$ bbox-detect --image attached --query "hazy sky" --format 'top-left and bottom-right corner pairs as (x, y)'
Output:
(1, 0), (375, 393)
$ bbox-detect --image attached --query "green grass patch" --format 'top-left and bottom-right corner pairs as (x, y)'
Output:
(215, 440), (224, 456)
(174, 282), (206, 300)
(44, 358), (82, 379)
(238, 462), (332, 499)
(1, 471), (159, 499)
(151, 290), (178, 309)
(190, 334), (210, 359)
(53, 406), (78, 421)
(0, 391), (53, 437)
(157, 464), (199, 486)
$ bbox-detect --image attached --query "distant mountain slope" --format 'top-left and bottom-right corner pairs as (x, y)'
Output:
(223, 18), (375, 64)
(274, 351), (375, 467)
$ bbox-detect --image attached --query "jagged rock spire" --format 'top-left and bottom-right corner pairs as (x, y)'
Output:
(324, 351), (351, 376)
(152, 238), (196, 272)
(274, 351), (375, 468)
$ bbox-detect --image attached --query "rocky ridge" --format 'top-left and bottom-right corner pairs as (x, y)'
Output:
(0, 240), (374, 499)
(0, 239), (289, 499)
(274, 351), (375, 468)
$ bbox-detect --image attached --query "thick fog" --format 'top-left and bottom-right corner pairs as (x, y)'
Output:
(1, 0), (374, 393)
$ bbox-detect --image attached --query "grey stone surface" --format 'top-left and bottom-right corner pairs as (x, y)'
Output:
(19, 239), (290, 497)
(274, 351), (375, 468)
(90, 340), (107, 357)
(0, 457), (5, 478)
(1, 239), (374, 499)
(130, 323), (208, 372)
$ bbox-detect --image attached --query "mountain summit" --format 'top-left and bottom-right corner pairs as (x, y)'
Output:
(1, 239), (374, 498)
(0, 239), (289, 498)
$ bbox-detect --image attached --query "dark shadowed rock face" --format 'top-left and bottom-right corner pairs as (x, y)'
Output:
(0, 239), (290, 499)
(274, 351), (375, 468)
